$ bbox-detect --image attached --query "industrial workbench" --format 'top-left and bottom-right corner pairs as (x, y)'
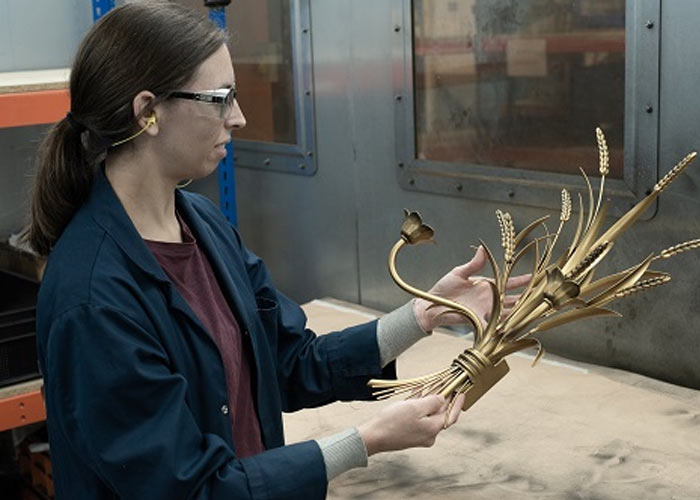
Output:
(287, 299), (700, 500)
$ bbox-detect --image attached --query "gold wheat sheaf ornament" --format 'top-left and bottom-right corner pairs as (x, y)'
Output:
(369, 128), (699, 422)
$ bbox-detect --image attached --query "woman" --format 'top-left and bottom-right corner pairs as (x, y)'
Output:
(28, 3), (526, 499)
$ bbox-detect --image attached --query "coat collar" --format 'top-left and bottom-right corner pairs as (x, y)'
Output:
(86, 168), (252, 331)
(87, 168), (170, 284)
(175, 189), (253, 331)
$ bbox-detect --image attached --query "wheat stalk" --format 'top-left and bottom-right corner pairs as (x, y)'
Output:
(655, 152), (698, 192)
(596, 127), (610, 176)
(561, 189), (572, 222)
(658, 238), (700, 259)
(565, 241), (611, 281)
(496, 210), (515, 264)
(613, 275), (672, 300)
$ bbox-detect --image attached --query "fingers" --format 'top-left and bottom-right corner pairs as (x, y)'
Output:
(453, 246), (487, 278)
(445, 393), (466, 427)
(505, 273), (531, 290)
(501, 292), (524, 317)
(403, 394), (467, 449)
(422, 393), (466, 439)
(414, 394), (446, 416)
(407, 396), (449, 447)
(503, 293), (519, 307)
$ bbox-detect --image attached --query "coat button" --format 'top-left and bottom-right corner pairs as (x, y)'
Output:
(221, 404), (229, 415)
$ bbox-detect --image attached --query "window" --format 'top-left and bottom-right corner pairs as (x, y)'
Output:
(227, 0), (297, 145)
(180, 0), (315, 175)
(396, 1), (660, 210)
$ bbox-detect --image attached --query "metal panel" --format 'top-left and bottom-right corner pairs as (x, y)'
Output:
(233, 0), (317, 176)
(230, 0), (361, 305)
(394, 0), (661, 217)
(0, 125), (49, 238)
(216, 0), (700, 389)
(0, 0), (93, 72)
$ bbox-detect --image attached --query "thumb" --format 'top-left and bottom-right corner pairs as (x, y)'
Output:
(454, 245), (487, 278)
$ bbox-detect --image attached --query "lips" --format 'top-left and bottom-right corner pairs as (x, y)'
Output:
(213, 140), (229, 159)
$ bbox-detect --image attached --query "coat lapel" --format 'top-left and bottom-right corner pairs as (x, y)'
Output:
(88, 169), (221, 338)
(175, 193), (254, 334)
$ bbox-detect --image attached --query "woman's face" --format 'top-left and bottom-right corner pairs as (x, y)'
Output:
(156, 44), (245, 182)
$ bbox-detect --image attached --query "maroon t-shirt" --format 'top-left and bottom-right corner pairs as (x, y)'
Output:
(144, 219), (265, 458)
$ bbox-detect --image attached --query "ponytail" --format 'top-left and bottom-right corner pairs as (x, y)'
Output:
(27, 117), (96, 256)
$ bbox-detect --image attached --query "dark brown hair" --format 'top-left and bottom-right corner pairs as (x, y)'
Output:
(27, 1), (227, 256)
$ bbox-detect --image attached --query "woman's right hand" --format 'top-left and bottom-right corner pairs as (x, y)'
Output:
(357, 394), (465, 456)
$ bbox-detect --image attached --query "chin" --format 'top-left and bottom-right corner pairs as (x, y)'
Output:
(202, 160), (221, 177)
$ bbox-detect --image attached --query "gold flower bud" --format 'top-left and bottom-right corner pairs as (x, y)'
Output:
(401, 209), (435, 245)
(543, 268), (580, 308)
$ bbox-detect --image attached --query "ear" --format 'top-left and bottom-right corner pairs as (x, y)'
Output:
(132, 91), (159, 136)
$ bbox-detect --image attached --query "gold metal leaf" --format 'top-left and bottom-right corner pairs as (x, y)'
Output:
(528, 306), (621, 335)
(580, 167), (595, 234)
(568, 192), (585, 258)
(562, 201), (610, 276)
(580, 269), (668, 299)
(565, 241), (613, 281)
(514, 215), (550, 248)
(494, 338), (539, 359)
(586, 254), (654, 307)
(531, 341), (546, 367)
(483, 280), (502, 341)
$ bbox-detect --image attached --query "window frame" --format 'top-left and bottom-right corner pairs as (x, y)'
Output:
(233, 0), (316, 176)
(394, 0), (660, 214)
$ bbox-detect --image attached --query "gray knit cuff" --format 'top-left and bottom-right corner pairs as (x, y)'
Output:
(316, 427), (368, 481)
(376, 300), (430, 368)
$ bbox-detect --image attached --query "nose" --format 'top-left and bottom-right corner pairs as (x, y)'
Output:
(225, 99), (246, 130)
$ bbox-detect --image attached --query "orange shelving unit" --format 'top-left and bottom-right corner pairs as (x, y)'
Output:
(0, 69), (70, 129)
(0, 70), (64, 433)
(0, 379), (46, 432)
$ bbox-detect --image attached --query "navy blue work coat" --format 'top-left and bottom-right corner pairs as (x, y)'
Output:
(36, 170), (395, 499)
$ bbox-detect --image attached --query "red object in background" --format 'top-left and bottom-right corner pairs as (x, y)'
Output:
(0, 390), (46, 432)
(0, 90), (70, 128)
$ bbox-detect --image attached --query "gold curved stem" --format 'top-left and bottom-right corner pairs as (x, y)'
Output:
(388, 239), (484, 340)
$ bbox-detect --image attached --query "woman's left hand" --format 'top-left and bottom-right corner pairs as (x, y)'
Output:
(413, 246), (530, 333)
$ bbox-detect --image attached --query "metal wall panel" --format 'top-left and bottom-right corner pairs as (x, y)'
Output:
(539, 0), (700, 387)
(0, 125), (49, 237)
(231, 0), (363, 305)
(0, 0), (695, 386)
(226, 0), (700, 388)
(0, 0), (93, 71)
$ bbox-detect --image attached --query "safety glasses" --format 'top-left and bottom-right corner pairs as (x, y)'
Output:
(169, 87), (237, 119)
